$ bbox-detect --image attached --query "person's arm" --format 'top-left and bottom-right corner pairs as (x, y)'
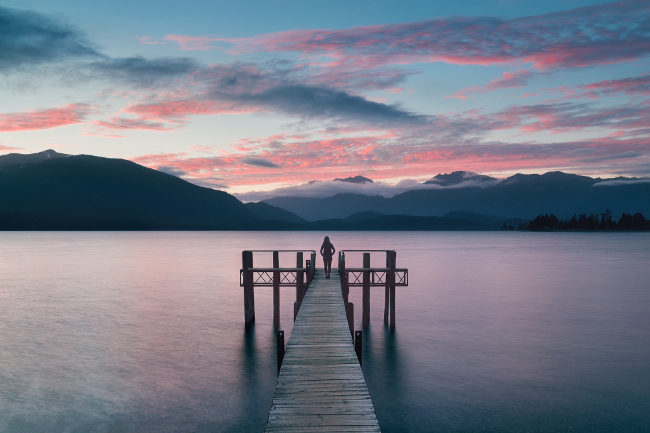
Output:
(332, 245), (336, 254)
(320, 245), (324, 256)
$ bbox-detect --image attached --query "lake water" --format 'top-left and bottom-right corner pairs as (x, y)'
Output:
(1, 232), (649, 432)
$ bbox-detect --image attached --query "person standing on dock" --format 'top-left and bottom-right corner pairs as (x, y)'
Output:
(320, 236), (336, 279)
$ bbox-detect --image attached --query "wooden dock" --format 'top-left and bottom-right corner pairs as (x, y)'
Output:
(264, 273), (381, 432)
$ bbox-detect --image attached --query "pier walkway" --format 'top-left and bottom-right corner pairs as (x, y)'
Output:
(264, 273), (380, 432)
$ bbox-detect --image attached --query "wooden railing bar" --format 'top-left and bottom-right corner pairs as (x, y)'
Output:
(240, 267), (308, 272)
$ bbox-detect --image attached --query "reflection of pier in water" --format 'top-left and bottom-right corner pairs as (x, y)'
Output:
(239, 249), (408, 432)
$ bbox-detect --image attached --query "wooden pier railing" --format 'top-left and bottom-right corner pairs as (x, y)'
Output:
(240, 250), (316, 327)
(239, 248), (409, 431)
(338, 250), (405, 329)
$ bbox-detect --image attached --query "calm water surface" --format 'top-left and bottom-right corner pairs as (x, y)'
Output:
(0, 232), (649, 432)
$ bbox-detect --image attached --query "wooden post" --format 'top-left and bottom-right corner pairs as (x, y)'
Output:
(388, 250), (396, 329)
(311, 252), (316, 277)
(276, 330), (285, 374)
(273, 251), (280, 328)
(346, 302), (354, 338)
(362, 252), (370, 328)
(243, 250), (255, 327)
(294, 302), (299, 322)
(306, 259), (311, 285)
(296, 252), (304, 303)
(337, 251), (341, 274)
(340, 253), (347, 303)
(355, 330), (362, 367)
(343, 253), (349, 304)
(384, 252), (389, 324)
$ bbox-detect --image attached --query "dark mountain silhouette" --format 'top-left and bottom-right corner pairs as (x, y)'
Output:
(443, 211), (527, 227)
(333, 175), (374, 184)
(264, 171), (650, 220)
(265, 193), (388, 221)
(0, 149), (68, 167)
(0, 153), (302, 230)
(308, 214), (495, 231)
(344, 211), (385, 222)
(423, 171), (496, 186)
(443, 210), (507, 222)
(244, 202), (306, 224)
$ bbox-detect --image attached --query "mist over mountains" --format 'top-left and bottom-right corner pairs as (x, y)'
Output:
(263, 171), (650, 221)
(423, 171), (498, 186)
(333, 176), (374, 184)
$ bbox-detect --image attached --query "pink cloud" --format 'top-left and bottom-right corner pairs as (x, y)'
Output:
(545, 73), (650, 99)
(447, 70), (535, 99)
(129, 95), (650, 187)
(190, 145), (214, 153)
(477, 100), (650, 134)
(118, 71), (650, 187)
(123, 99), (256, 119)
(207, 1), (650, 71)
(0, 104), (92, 132)
(93, 117), (174, 131)
(0, 144), (22, 152)
(139, 36), (164, 45)
(580, 73), (650, 96)
(162, 34), (224, 50)
(131, 132), (650, 189)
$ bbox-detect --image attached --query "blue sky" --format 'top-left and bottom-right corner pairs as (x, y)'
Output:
(1, 0), (648, 198)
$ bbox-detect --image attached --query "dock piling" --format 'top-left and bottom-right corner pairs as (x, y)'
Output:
(345, 301), (354, 337)
(355, 330), (362, 367)
(276, 330), (285, 373)
(273, 251), (280, 328)
(242, 250), (255, 327)
(305, 259), (311, 284)
(388, 251), (396, 329)
(337, 251), (341, 274)
(296, 252), (304, 304)
(340, 252), (348, 303)
(384, 252), (389, 324)
(362, 253), (370, 328)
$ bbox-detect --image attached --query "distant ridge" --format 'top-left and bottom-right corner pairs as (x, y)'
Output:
(333, 175), (373, 184)
(344, 211), (385, 222)
(0, 149), (68, 167)
(423, 171), (496, 186)
(244, 202), (306, 224)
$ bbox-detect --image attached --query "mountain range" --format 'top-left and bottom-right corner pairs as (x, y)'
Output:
(1, 150), (648, 230)
(264, 171), (650, 221)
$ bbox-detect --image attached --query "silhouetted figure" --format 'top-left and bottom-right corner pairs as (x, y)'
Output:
(320, 236), (336, 279)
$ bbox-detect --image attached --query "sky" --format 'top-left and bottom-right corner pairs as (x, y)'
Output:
(1, 0), (649, 200)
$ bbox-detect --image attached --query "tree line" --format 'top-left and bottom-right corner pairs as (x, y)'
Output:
(512, 210), (650, 231)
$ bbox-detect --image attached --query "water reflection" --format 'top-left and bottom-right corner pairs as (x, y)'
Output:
(362, 325), (410, 432)
(0, 232), (649, 433)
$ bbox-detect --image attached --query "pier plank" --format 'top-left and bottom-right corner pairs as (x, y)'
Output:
(264, 273), (380, 432)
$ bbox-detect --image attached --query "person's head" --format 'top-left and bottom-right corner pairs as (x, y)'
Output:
(323, 236), (330, 244)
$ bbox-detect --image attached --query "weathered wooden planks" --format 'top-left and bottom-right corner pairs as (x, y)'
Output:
(264, 274), (381, 432)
